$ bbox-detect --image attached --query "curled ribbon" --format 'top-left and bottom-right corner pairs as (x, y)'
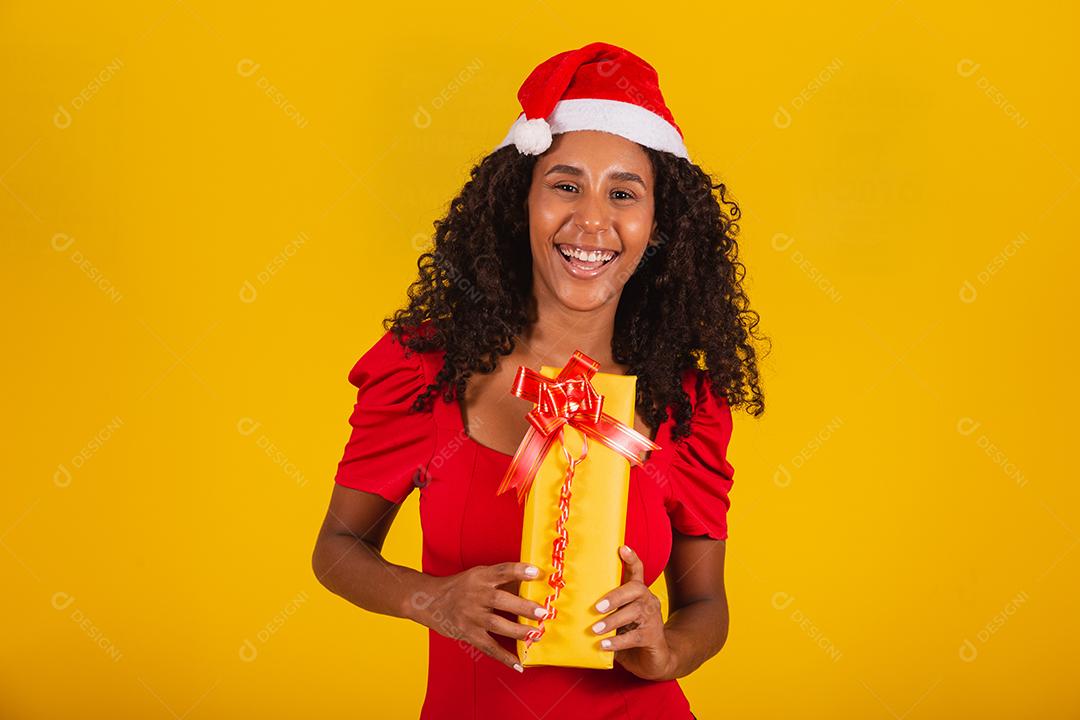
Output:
(495, 350), (661, 503)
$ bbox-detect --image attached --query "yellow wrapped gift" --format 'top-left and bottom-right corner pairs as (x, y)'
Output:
(495, 350), (660, 669)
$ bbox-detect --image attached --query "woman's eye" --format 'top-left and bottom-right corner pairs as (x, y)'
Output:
(552, 183), (635, 200)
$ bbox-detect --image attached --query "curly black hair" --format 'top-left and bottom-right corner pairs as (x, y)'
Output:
(384, 143), (768, 442)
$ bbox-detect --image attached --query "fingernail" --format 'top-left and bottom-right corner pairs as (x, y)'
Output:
(601, 639), (612, 650)
(595, 599), (610, 612)
(514, 663), (524, 673)
(524, 565), (539, 577)
(534, 607), (547, 618)
(621, 545), (632, 556)
(592, 621), (606, 634)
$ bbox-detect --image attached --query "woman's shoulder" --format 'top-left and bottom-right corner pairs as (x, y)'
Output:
(335, 322), (444, 502)
(664, 366), (736, 541)
(347, 321), (445, 389)
(675, 366), (730, 419)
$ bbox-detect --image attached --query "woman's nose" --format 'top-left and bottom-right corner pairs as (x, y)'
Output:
(573, 192), (610, 235)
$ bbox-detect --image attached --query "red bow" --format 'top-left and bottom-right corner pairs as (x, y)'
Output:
(496, 350), (661, 504)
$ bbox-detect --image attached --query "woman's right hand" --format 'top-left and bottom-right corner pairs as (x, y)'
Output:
(410, 562), (548, 672)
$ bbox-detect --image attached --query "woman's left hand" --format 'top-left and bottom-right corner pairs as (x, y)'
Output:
(590, 544), (676, 681)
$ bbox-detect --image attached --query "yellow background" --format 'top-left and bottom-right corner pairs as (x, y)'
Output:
(2, 1), (1077, 717)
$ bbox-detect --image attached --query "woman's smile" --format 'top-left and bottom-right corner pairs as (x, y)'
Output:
(553, 241), (621, 280)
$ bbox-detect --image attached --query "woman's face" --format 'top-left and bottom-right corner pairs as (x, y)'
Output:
(526, 130), (657, 313)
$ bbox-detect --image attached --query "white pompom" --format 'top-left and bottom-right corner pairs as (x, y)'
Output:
(512, 118), (552, 155)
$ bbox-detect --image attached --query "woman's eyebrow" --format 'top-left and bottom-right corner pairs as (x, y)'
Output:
(609, 170), (647, 189)
(544, 164), (647, 189)
(544, 164), (584, 177)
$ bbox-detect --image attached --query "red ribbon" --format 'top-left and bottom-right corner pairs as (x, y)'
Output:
(496, 350), (661, 504)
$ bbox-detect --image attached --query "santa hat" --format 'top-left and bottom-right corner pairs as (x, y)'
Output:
(493, 41), (690, 161)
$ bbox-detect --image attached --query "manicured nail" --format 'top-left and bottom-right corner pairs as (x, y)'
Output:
(534, 607), (547, 618)
(595, 599), (610, 612)
(524, 565), (539, 577)
(592, 621), (606, 634)
(601, 639), (612, 649)
(621, 545), (633, 556)
(514, 663), (524, 673)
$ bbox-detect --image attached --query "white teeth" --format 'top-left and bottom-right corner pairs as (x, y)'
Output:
(558, 245), (616, 264)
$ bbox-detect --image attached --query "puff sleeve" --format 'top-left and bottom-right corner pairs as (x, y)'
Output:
(333, 330), (436, 504)
(664, 371), (736, 541)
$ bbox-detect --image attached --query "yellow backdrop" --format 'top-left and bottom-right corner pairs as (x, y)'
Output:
(3, 1), (1077, 717)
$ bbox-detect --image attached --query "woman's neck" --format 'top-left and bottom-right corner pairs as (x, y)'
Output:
(517, 296), (622, 371)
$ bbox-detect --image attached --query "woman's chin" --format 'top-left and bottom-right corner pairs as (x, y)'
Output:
(549, 280), (620, 312)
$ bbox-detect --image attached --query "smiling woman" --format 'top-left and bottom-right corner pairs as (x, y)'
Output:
(312, 41), (768, 720)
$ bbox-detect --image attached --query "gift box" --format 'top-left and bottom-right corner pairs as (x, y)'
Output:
(496, 351), (660, 669)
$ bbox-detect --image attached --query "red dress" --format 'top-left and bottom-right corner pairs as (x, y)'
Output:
(333, 329), (736, 720)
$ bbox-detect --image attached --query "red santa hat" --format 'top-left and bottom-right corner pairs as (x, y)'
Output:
(494, 41), (690, 161)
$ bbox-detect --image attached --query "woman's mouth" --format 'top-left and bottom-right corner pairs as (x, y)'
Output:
(554, 243), (620, 279)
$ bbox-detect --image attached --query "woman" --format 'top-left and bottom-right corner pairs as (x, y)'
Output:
(312, 41), (766, 719)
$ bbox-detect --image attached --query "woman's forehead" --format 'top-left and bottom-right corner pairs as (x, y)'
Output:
(538, 131), (653, 177)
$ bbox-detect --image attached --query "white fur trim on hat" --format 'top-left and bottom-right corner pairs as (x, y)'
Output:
(495, 98), (690, 161)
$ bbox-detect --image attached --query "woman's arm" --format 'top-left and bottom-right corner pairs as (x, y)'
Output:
(662, 531), (729, 679)
(311, 484), (549, 672)
(311, 484), (437, 621)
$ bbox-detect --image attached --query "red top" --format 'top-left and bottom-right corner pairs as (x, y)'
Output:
(333, 329), (735, 720)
